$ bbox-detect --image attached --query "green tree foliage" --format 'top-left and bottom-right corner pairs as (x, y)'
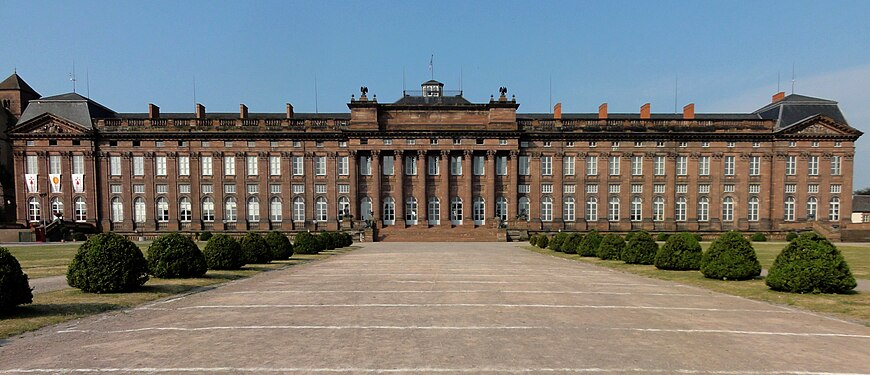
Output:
(621, 231), (658, 265)
(550, 233), (570, 252)
(562, 233), (584, 254)
(700, 231), (761, 280)
(654, 232), (702, 270)
(529, 235), (538, 247)
(766, 232), (856, 293)
(146, 233), (207, 278)
(596, 234), (625, 260)
(67, 233), (149, 293)
(536, 235), (549, 249)
(265, 231), (294, 260)
(577, 231), (602, 257)
(203, 234), (245, 270)
(0, 247), (33, 309)
(785, 232), (799, 242)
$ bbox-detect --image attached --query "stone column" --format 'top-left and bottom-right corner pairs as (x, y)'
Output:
(508, 151), (519, 224)
(461, 150), (473, 225)
(485, 150), (496, 222)
(394, 151), (405, 225)
(348, 151), (359, 221)
(553, 152), (564, 228)
(371, 150), (381, 226)
(439, 150), (449, 225)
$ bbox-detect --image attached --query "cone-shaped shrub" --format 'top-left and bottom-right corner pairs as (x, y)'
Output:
(766, 232), (856, 293)
(265, 231), (294, 260)
(146, 233), (207, 278)
(203, 234), (245, 270)
(550, 233), (569, 252)
(67, 233), (149, 293)
(240, 232), (272, 264)
(622, 231), (658, 265)
(529, 235), (538, 247)
(536, 235), (549, 249)
(654, 232), (702, 270)
(562, 233), (584, 254)
(578, 231), (602, 257)
(597, 234), (625, 260)
(700, 231), (761, 280)
(293, 231), (321, 254)
(0, 247), (32, 309)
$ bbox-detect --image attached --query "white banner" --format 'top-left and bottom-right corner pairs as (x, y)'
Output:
(72, 174), (85, 193)
(49, 174), (61, 193)
(25, 174), (38, 193)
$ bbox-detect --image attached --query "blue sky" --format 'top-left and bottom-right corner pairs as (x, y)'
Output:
(4, 1), (870, 186)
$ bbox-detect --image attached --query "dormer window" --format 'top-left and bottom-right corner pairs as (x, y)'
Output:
(422, 80), (444, 97)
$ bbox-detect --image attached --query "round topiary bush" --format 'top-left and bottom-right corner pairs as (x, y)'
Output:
(550, 233), (569, 252)
(656, 233), (670, 242)
(265, 231), (294, 260)
(536, 235), (549, 249)
(765, 232), (856, 293)
(654, 232), (702, 270)
(293, 231), (321, 254)
(750, 232), (767, 242)
(67, 233), (149, 293)
(318, 232), (335, 250)
(529, 235), (538, 247)
(340, 232), (353, 247)
(562, 233), (584, 254)
(146, 233), (207, 278)
(578, 231), (602, 257)
(785, 232), (799, 242)
(0, 247), (33, 310)
(701, 231), (761, 280)
(622, 231), (658, 265)
(199, 231), (213, 242)
(240, 233), (271, 264)
(596, 234), (625, 260)
(624, 232), (637, 243)
(203, 234), (245, 270)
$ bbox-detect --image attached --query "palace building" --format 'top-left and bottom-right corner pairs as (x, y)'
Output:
(0, 73), (863, 241)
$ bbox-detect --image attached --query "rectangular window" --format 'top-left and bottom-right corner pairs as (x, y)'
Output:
(608, 184), (620, 194)
(49, 155), (61, 174)
(752, 142), (761, 148)
(699, 184), (710, 194)
(293, 141), (302, 147)
(724, 156), (735, 176)
(676, 156), (687, 176)
(724, 184), (735, 193)
(156, 141), (165, 148)
(496, 156), (507, 176)
(359, 156), (371, 175)
(634, 141), (643, 148)
(518, 185), (531, 193)
(382, 156), (394, 175)
(679, 142), (688, 148)
(749, 184), (760, 194)
(110, 184), (122, 194)
(656, 141), (665, 148)
(224, 156), (236, 176)
(586, 156), (598, 175)
(338, 156), (349, 176)
(675, 184), (687, 194)
(631, 184), (643, 194)
(499, 138), (508, 145)
(339, 141), (347, 148)
(785, 184), (796, 193)
(808, 156), (819, 175)
(631, 156), (642, 176)
(451, 155), (462, 175)
(406, 139), (416, 145)
(699, 156), (710, 176)
(132, 156), (144, 176)
(156, 184), (168, 194)
(430, 138), (439, 145)
(270, 184), (281, 194)
(564, 184), (576, 194)
(178, 156), (190, 176)
(338, 184), (350, 194)
(224, 184), (236, 194)
(808, 184), (819, 194)
(315, 184), (327, 194)
(383, 139), (393, 145)
(586, 184), (599, 194)
(72, 155), (84, 174)
(612, 141), (620, 148)
(749, 156), (760, 176)
(541, 156), (552, 176)
(292, 184), (304, 194)
(786, 156), (796, 175)
(654, 156), (665, 176)
(727, 142), (735, 148)
(247, 141), (256, 148)
(201, 156), (212, 176)
(406, 156), (418, 175)
(654, 184), (665, 194)
(519, 156), (530, 175)
(155, 156), (167, 176)
(589, 141), (597, 147)
(831, 156), (841, 176)
(701, 142), (710, 148)
(428, 156), (440, 175)
(179, 184), (191, 194)
(110, 156), (122, 176)
(201, 184), (213, 194)
(831, 184), (842, 194)
(315, 156), (326, 176)
(473, 155), (484, 176)
(542, 184), (553, 194)
(270, 141), (279, 148)
(246, 156), (258, 176)
(453, 138), (462, 145)
(202, 141), (210, 148)
(563, 156), (575, 176)
(609, 156), (620, 176)
(270, 156), (281, 176)
(247, 184), (259, 194)
(543, 141), (552, 147)
(293, 156), (304, 175)
(224, 141), (232, 148)
(133, 184), (145, 194)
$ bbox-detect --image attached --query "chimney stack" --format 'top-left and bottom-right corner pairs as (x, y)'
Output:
(640, 103), (651, 119)
(286, 103), (294, 119)
(148, 103), (160, 119)
(598, 103), (608, 119)
(553, 102), (562, 120)
(772, 92), (785, 103)
(683, 103), (695, 120)
(240, 104), (248, 119)
(195, 103), (206, 119)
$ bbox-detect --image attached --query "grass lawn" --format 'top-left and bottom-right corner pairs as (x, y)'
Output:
(523, 241), (870, 325)
(0, 246), (356, 339)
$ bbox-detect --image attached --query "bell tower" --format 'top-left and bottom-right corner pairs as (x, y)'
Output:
(0, 73), (41, 119)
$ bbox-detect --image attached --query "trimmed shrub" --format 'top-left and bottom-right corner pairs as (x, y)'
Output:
(199, 231), (213, 242)
(766, 232), (856, 293)
(0, 247), (33, 309)
(622, 231), (658, 265)
(240, 233), (272, 264)
(596, 234), (625, 260)
(656, 233), (670, 242)
(339, 232), (354, 247)
(146, 233), (207, 278)
(265, 231), (294, 260)
(203, 234), (245, 270)
(785, 232), (799, 242)
(562, 233), (584, 255)
(693, 234), (703, 242)
(701, 231), (761, 280)
(67, 233), (149, 293)
(293, 232), (321, 255)
(536, 235), (549, 249)
(550, 233), (569, 252)
(320, 232), (337, 250)
(654, 232), (702, 270)
(624, 232), (637, 243)
(529, 235), (538, 247)
(578, 231), (602, 257)
(750, 232), (767, 242)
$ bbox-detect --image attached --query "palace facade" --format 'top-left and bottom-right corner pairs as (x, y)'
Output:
(0, 74), (863, 241)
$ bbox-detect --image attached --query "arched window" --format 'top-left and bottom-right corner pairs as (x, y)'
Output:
(179, 197), (192, 222)
(293, 197), (305, 222)
(156, 197), (169, 222)
(315, 197), (327, 222)
(723, 196), (735, 222)
(653, 196), (664, 222)
(541, 196), (553, 222)
(784, 196), (795, 222)
(28, 197), (40, 223)
(360, 197), (372, 221)
(50, 197), (63, 219)
(383, 197), (395, 224)
(202, 197), (215, 222)
(496, 197), (508, 222)
(697, 197), (709, 222)
(562, 197), (575, 222)
(675, 197), (686, 222)
(74, 197), (87, 222)
(630, 196), (642, 222)
(747, 197), (758, 222)
(405, 196), (418, 224)
(608, 196), (619, 222)
(338, 196), (350, 219)
(428, 197), (440, 225)
(807, 197), (817, 221)
(586, 196), (597, 221)
(134, 197), (146, 223)
(518, 196), (530, 221)
(270, 197), (282, 222)
(451, 196), (463, 224)
(473, 197), (485, 225)
(829, 197), (840, 221)
(225, 197), (237, 222)
(248, 197), (260, 222)
(112, 197), (124, 223)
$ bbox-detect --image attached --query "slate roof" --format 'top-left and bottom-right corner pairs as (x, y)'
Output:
(0, 73), (40, 96)
(853, 195), (870, 213)
(17, 93), (116, 128)
(753, 94), (849, 130)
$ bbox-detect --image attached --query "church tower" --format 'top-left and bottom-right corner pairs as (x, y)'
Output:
(0, 73), (41, 119)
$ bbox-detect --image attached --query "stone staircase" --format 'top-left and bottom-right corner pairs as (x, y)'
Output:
(376, 224), (500, 242)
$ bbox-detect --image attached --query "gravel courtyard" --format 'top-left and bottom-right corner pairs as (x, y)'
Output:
(0, 242), (868, 374)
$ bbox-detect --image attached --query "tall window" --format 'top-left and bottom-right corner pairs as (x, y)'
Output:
(631, 156), (642, 176)
(360, 197), (373, 221)
(496, 197), (508, 222)
(519, 197), (530, 221)
(749, 156), (760, 176)
(110, 156), (122, 176)
(807, 197), (818, 220)
(200, 156), (212, 176)
(541, 156), (552, 176)
(451, 155), (463, 175)
(338, 196), (350, 218)
(293, 156), (305, 175)
(156, 197), (169, 222)
(428, 197), (440, 224)
(831, 156), (841, 176)
(109, 197), (123, 223)
(202, 197), (215, 222)
(724, 156), (735, 176)
(563, 156), (575, 176)
(50, 197), (63, 217)
(496, 156), (507, 175)
(541, 196), (553, 222)
(786, 156), (796, 175)
(269, 197), (282, 222)
(225, 197), (237, 222)
(245, 156), (258, 176)
(519, 156), (530, 175)
(74, 197), (86, 222)
(699, 156), (710, 176)
(133, 156), (144, 176)
(178, 156), (190, 176)
(293, 197), (305, 222)
(315, 197), (327, 222)
(382, 155), (395, 175)
(224, 156), (236, 176)
(428, 155), (440, 175)
(586, 156), (598, 175)
(676, 156), (687, 176)
(338, 156), (349, 176)
(179, 198), (192, 222)
(608, 197), (619, 221)
(675, 197), (687, 222)
(563, 197), (575, 222)
(270, 156), (281, 176)
(383, 197), (395, 224)
(359, 156), (371, 175)
(27, 197), (40, 222)
(405, 197), (418, 224)
(155, 156), (166, 176)
(473, 155), (484, 176)
(697, 197), (709, 222)
(26, 155), (39, 174)
(586, 197), (598, 221)
(808, 156), (819, 175)
(48, 155), (61, 175)
(653, 197), (664, 221)
(608, 156), (620, 176)
(451, 197), (463, 224)
(473, 197), (485, 224)
(747, 197), (758, 222)
(784, 197), (795, 221)
(247, 197), (260, 222)
(315, 156), (326, 176)
(72, 155), (85, 174)
(406, 156), (418, 175)
(829, 197), (840, 221)
(134, 197), (146, 223)
(630, 197), (642, 222)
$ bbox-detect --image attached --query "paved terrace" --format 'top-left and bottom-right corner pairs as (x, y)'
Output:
(0, 242), (868, 374)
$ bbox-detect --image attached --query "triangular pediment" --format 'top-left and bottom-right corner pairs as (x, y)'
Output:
(10, 113), (92, 135)
(776, 115), (863, 137)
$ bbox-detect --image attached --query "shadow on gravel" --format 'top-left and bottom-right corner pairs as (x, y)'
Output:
(0, 302), (120, 321)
